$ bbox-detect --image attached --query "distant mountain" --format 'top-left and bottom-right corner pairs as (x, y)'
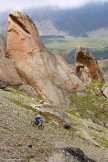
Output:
(25, 2), (108, 37)
(87, 27), (108, 37)
(1, 2), (108, 36)
(35, 20), (67, 36)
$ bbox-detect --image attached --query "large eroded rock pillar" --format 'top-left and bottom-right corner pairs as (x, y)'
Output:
(7, 11), (85, 107)
(75, 47), (104, 86)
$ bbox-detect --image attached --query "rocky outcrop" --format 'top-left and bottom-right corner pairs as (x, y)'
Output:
(6, 11), (85, 107)
(19, 84), (38, 98)
(63, 147), (96, 162)
(0, 35), (22, 88)
(103, 87), (108, 98)
(0, 34), (6, 58)
(102, 82), (108, 98)
(31, 104), (71, 128)
(75, 47), (104, 86)
(48, 147), (96, 162)
(0, 58), (22, 88)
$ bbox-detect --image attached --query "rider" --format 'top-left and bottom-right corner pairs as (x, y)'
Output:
(35, 116), (43, 125)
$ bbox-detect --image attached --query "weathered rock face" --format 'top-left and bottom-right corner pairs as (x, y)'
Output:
(0, 35), (22, 88)
(75, 47), (104, 86)
(48, 147), (96, 162)
(31, 105), (71, 128)
(102, 82), (108, 98)
(0, 35), (6, 58)
(103, 87), (108, 98)
(6, 11), (85, 107)
(0, 58), (22, 88)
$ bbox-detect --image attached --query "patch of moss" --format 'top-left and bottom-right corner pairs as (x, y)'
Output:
(4, 87), (26, 96)
(65, 108), (81, 118)
(4, 87), (40, 105)
(87, 83), (104, 90)
(5, 97), (53, 124)
(43, 115), (53, 123)
(92, 135), (108, 149)
(6, 97), (38, 112)
(26, 97), (40, 104)
(66, 84), (108, 127)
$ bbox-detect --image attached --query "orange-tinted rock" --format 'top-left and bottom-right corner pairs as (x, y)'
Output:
(75, 47), (104, 86)
(0, 35), (6, 58)
(0, 34), (22, 88)
(7, 11), (85, 107)
(0, 58), (22, 88)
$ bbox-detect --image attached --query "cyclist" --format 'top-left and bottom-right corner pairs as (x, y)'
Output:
(35, 116), (43, 125)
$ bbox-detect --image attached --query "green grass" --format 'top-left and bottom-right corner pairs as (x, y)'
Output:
(6, 97), (38, 112)
(4, 87), (27, 96)
(65, 83), (108, 127)
(4, 86), (40, 104)
(92, 135), (108, 149)
(41, 35), (108, 56)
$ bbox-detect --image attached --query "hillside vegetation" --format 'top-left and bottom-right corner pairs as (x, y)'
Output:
(0, 84), (108, 162)
(41, 35), (108, 63)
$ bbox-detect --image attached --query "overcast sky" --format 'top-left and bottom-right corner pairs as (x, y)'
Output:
(0, 0), (108, 11)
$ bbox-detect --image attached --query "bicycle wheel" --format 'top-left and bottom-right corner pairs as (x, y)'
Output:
(39, 123), (44, 130)
(31, 120), (36, 126)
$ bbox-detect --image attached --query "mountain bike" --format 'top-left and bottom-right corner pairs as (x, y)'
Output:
(31, 120), (44, 130)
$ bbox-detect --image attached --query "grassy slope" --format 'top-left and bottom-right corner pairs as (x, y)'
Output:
(41, 35), (108, 57)
(0, 86), (108, 161)
(65, 83), (108, 148)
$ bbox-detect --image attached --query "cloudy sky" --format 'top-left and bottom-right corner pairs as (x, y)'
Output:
(0, 0), (108, 11)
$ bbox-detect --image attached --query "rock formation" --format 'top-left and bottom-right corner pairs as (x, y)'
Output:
(102, 82), (108, 99)
(31, 105), (71, 128)
(63, 147), (96, 162)
(75, 47), (104, 86)
(6, 11), (85, 107)
(103, 87), (108, 98)
(0, 35), (22, 88)
(0, 34), (6, 57)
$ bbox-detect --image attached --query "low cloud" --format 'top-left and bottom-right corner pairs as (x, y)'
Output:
(0, 0), (108, 11)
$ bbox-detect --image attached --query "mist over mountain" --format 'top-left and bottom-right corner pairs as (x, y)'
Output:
(0, 2), (108, 36)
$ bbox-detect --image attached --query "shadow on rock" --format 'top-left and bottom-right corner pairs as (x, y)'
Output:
(63, 147), (96, 162)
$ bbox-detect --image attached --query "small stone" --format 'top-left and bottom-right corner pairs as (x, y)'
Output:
(28, 144), (32, 148)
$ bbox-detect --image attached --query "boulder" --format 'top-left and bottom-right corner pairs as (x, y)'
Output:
(48, 147), (96, 162)
(0, 34), (22, 88)
(0, 34), (6, 58)
(103, 87), (108, 98)
(6, 11), (85, 107)
(75, 47), (104, 86)
(30, 105), (71, 127)
(94, 87), (102, 96)
(0, 58), (22, 88)
(63, 147), (96, 162)
(102, 82), (108, 98)
(102, 81), (108, 91)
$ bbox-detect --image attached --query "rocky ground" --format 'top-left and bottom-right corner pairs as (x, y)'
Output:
(0, 86), (108, 162)
(0, 10), (108, 162)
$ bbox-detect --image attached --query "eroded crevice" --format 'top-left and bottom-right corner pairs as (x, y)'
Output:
(75, 47), (104, 85)
(9, 14), (31, 35)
